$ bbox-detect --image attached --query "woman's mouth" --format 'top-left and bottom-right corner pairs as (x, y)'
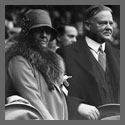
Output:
(39, 39), (48, 47)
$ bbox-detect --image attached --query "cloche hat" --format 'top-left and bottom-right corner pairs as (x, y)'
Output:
(21, 9), (58, 41)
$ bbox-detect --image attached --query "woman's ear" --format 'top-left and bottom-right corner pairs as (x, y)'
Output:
(84, 21), (91, 31)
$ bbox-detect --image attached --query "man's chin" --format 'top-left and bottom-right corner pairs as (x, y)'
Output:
(103, 36), (112, 41)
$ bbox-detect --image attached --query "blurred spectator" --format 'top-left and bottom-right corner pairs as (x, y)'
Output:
(75, 21), (84, 36)
(5, 21), (9, 40)
(64, 11), (72, 24)
(109, 20), (120, 49)
(56, 24), (78, 57)
(5, 10), (21, 42)
(56, 25), (78, 47)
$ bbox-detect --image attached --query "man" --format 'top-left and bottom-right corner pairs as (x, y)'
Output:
(56, 25), (78, 56)
(5, 9), (100, 120)
(57, 5), (120, 108)
(57, 25), (78, 46)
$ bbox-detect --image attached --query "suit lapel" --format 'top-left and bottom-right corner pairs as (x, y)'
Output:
(72, 37), (97, 78)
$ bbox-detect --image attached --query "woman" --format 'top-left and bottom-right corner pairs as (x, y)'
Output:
(5, 9), (100, 120)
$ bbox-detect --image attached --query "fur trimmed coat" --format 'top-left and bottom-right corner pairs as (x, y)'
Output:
(5, 35), (84, 120)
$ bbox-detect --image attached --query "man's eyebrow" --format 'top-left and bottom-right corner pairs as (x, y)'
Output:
(68, 35), (75, 37)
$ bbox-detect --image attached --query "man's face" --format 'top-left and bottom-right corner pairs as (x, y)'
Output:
(60, 26), (78, 46)
(31, 27), (52, 48)
(89, 10), (114, 42)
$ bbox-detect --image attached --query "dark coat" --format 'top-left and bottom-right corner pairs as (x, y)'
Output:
(56, 36), (120, 107)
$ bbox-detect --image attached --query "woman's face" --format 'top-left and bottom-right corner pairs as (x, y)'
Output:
(31, 27), (52, 48)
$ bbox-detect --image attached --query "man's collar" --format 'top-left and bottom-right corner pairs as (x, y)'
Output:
(85, 36), (105, 52)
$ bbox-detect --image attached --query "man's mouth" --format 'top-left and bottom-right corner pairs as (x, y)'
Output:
(103, 32), (112, 36)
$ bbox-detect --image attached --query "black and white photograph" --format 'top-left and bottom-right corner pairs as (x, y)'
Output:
(5, 5), (120, 120)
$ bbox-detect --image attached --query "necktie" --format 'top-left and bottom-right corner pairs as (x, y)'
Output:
(98, 45), (106, 71)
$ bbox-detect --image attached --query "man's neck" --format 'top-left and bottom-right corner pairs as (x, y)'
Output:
(85, 36), (105, 52)
(86, 33), (105, 44)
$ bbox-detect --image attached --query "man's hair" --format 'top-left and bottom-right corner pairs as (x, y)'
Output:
(84, 5), (113, 22)
(56, 25), (66, 36)
(57, 24), (76, 36)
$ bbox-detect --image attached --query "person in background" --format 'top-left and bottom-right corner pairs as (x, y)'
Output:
(5, 9), (100, 120)
(57, 25), (78, 46)
(57, 5), (120, 110)
(109, 20), (120, 49)
(56, 24), (78, 56)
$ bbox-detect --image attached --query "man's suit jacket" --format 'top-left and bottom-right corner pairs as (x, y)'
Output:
(56, 36), (120, 107)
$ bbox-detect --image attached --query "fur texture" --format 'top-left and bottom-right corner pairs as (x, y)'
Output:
(6, 34), (63, 91)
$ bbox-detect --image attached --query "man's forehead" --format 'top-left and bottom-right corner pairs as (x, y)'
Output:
(92, 10), (113, 21)
(65, 26), (77, 33)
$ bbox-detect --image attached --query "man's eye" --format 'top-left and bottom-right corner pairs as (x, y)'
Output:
(68, 35), (74, 38)
(98, 22), (106, 25)
(110, 22), (114, 26)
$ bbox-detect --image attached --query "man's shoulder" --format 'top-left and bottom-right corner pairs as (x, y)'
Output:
(56, 36), (86, 57)
(57, 43), (76, 53)
(106, 42), (120, 60)
(106, 42), (120, 53)
(56, 44), (76, 59)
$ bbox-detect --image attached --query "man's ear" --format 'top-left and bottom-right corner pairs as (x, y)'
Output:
(84, 21), (90, 31)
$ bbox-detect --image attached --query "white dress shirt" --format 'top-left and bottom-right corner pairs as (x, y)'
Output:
(85, 36), (105, 61)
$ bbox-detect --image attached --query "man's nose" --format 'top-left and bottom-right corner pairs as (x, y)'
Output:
(105, 23), (113, 30)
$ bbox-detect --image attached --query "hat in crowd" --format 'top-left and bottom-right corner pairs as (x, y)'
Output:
(84, 5), (112, 21)
(98, 103), (120, 120)
(21, 9), (58, 41)
(5, 102), (43, 120)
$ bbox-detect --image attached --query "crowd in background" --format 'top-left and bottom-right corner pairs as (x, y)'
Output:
(5, 5), (120, 49)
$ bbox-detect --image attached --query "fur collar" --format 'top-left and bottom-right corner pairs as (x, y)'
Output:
(6, 37), (63, 91)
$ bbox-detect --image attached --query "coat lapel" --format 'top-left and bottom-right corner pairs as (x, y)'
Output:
(72, 37), (97, 78)
(72, 38), (120, 85)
